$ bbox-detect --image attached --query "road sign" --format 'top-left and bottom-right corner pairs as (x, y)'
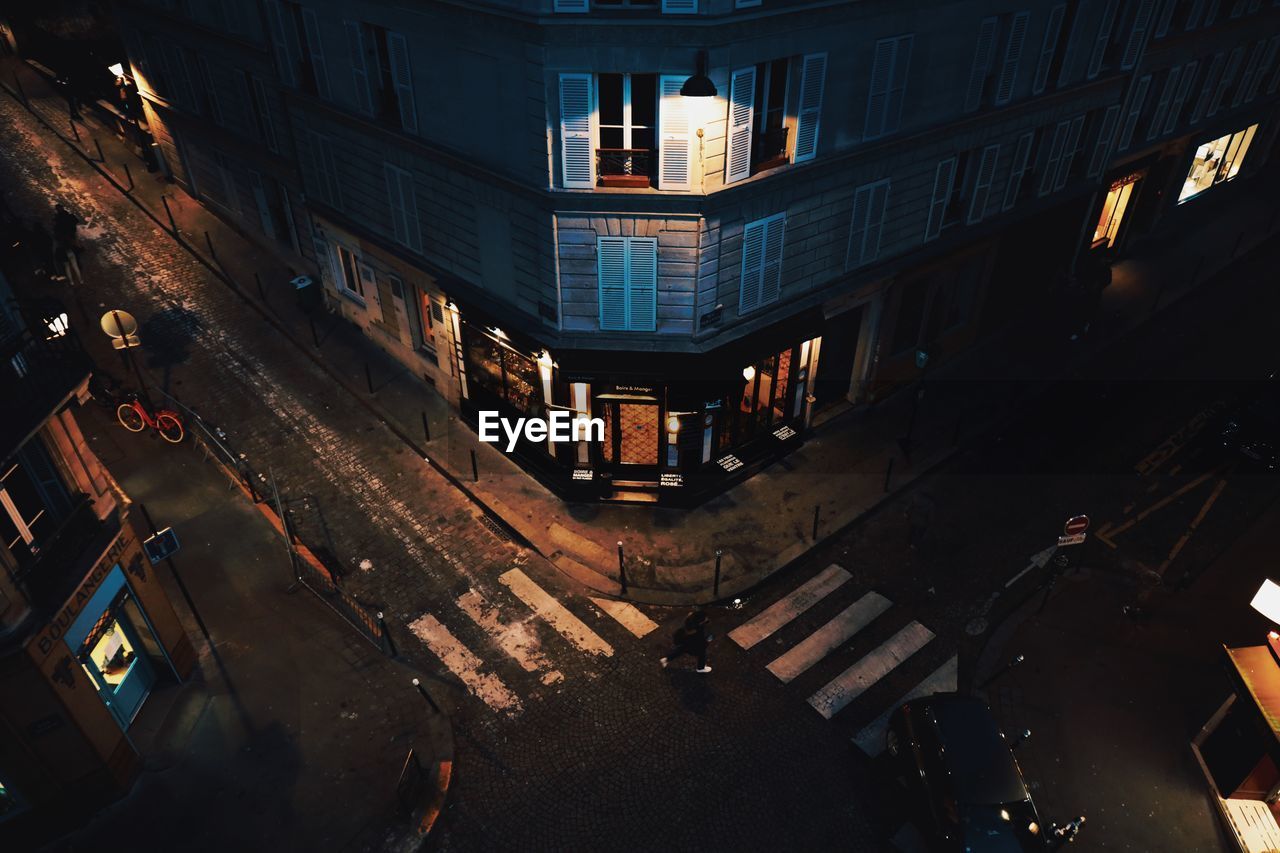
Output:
(1063, 515), (1090, 536)
(1058, 532), (1087, 547)
(143, 527), (180, 564)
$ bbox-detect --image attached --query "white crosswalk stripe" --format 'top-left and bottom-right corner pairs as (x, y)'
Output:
(729, 564), (851, 650)
(807, 621), (935, 720)
(766, 592), (892, 683)
(500, 568), (614, 657)
(851, 656), (959, 756)
(590, 596), (659, 638)
(408, 613), (523, 716)
(456, 589), (564, 686)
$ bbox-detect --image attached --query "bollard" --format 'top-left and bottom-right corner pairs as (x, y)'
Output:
(69, 117), (81, 144)
(204, 230), (217, 258)
(161, 195), (178, 233)
(365, 363), (375, 394)
(617, 540), (628, 595)
(713, 549), (723, 598)
(422, 411), (432, 442)
(254, 271), (266, 301)
(14, 73), (29, 109)
(883, 457), (894, 493)
(309, 315), (320, 347)
(412, 678), (442, 714)
(378, 612), (398, 657)
(122, 161), (135, 192)
(812, 504), (821, 541)
(470, 449), (479, 482)
(93, 137), (105, 162)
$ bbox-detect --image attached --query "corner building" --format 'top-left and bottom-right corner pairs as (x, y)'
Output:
(114, 0), (1280, 504)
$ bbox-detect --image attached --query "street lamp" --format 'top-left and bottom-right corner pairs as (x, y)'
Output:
(680, 51), (717, 98)
(100, 309), (151, 406)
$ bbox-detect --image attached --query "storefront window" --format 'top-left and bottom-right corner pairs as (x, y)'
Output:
(462, 325), (542, 414)
(1179, 125), (1258, 203)
(1094, 176), (1138, 248)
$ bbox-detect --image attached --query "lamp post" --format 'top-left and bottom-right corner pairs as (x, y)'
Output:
(681, 51), (717, 194)
(100, 309), (151, 407)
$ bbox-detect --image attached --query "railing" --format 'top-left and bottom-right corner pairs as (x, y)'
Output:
(597, 148), (654, 187)
(16, 497), (120, 610)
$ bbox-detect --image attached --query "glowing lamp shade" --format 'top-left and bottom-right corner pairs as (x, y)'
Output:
(666, 415), (680, 433)
(108, 62), (125, 78)
(1251, 579), (1280, 624)
(742, 365), (756, 383)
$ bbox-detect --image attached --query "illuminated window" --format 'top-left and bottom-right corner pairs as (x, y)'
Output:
(1093, 175), (1138, 248)
(1178, 124), (1258, 202)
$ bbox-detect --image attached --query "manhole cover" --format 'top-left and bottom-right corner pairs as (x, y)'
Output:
(965, 617), (989, 636)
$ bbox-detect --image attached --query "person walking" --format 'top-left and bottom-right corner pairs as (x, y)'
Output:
(660, 609), (713, 673)
(51, 203), (83, 285)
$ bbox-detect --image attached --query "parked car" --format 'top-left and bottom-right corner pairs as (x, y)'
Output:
(1218, 373), (1280, 470)
(886, 694), (1052, 851)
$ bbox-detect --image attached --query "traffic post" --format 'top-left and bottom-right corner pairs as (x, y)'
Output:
(1058, 514), (1089, 548)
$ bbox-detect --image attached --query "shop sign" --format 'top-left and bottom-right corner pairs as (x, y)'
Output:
(717, 454), (744, 473)
(614, 384), (656, 395)
(143, 527), (180, 564)
(27, 713), (65, 737)
(705, 400), (722, 410)
(572, 468), (594, 481)
(1058, 532), (1087, 547)
(773, 425), (797, 441)
(33, 531), (133, 658)
(660, 473), (684, 487)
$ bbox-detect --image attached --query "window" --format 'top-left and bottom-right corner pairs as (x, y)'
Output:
(739, 214), (785, 314)
(1178, 125), (1258, 202)
(195, 55), (222, 124)
(302, 129), (342, 209)
(1053, 115), (1085, 190)
(994, 12), (1030, 105)
(335, 245), (374, 303)
(726, 56), (823, 183)
(416, 291), (440, 355)
(1039, 120), (1071, 195)
(590, 0), (658, 7)
(847, 179), (890, 269)
(244, 74), (278, 152)
(1154, 0), (1178, 36)
(753, 59), (790, 170)
(598, 73), (657, 186)
(1116, 75), (1151, 151)
(1120, 0), (1157, 70)
(1093, 175), (1138, 248)
(924, 158), (957, 241)
(1164, 60), (1198, 134)
(270, 2), (328, 97)
(794, 54), (827, 163)
(967, 144), (1000, 224)
(1147, 66), (1182, 140)
(1189, 52), (1226, 124)
(1208, 46), (1245, 116)
(1088, 104), (1122, 177)
(1244, 37), (1279, 102)
(1033, 5), (1067, 94)
(0, 439), (72, 564)
(384, 164), (422, 253)
(1003, 131), (1035, 210)
(597, 237), (657, 331)
(1087, 0), (1120, 79)
(349, 24), (416, 132)
(964, 17), (999, 111)
(865, 36), (913, 139)
(298, 7), (330, 97)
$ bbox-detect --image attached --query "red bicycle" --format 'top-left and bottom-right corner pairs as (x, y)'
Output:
(116, 394), (185, 444)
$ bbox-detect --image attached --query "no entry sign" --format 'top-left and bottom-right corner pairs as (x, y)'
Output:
(1064, 515), (1090, 536)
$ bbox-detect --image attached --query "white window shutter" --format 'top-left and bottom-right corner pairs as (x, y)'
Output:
(1088, 104), (1122, 177)
(865, 39), (894, 139)
(794, 54), (827, 163)
(554, 0), (588, 11)
(1204, 0), (1221, 25)
(344, 22), (371, 115)
(1208, 46), (1243, 116)
(658, 76), (691, 190)
(1056, 3), (1087, 87)
(1147, 67), (1181, 140)
(739, 220), (765, 313)
(1234, 41), (1265, 107)
(559, 74), (595, 189)
(662, 0), (697, 13)
(865, 181), (889, 265)
(1116, 74), (1151, 150)
(967, 144), (1000, 224)
(725, 67), (756, 185)
(401, 172), (421, 253)
(265, 1), (294, 87)
(598, 238), (628, 330)
(1088, 0), (1119, 79)
(1190, 52), (1225, 123)
(1121, 0), (1157, 70)
(847, 186), (872, 270)
(385, 164), (407, 246)
(760, 215), (785, 306)
(1154, 0), (1177, 37)
(995, 11), (1030, 106)
(887, 36), (913, 135)
(1185, 0), (1207, 29)
(925, 158), (956, 241)
(1246, 37), (1279, 102)
(1039, 121), (1069, 195)
(1003, 132), (1034, 210)
(301, 9), (330, 99)
(627, 238), (658, 331)
(1054, 115), (1084, 190)
(965, 17), (999, 111)
(1165, 60), (1197, 133)
(387, 32), (418, 133)
(1033, 5), (1066, 94)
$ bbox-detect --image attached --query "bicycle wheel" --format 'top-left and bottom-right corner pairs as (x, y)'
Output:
(117, 403), (145, 432)
(155, 412), (184, 444)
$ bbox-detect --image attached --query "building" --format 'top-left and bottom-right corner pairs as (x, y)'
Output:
(0, 260), (195, 839)
(110, 0), (1280, 505)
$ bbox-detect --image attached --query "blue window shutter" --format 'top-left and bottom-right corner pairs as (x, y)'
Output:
(627, 238), (658, 331)
(598, 238), (628, 330)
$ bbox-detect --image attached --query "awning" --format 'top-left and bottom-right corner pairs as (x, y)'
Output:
(1226, 645), (1280, 747)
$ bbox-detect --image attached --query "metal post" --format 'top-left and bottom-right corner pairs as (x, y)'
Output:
(883, 457), (894, 493)
(713, 549), (723, 598)
(309, 315), (320, 347)
(412, 678), (441, 714)
(470, 449), (479, 482)
(138, 503), (213, 644)
(122, 161), (134, 192)
(268, 468), (298, 585)
(421, 411), (431, 442)
(812, 504), (821, 541)
(617, 541), (628, 595)
(254, 271), (266, 301)
(378, 611), (398, 657)
(69, 117), (81, 144)
(204, 230), (217, 259)
(13, 73), (29, 108)
(93, 137), (105, 162)
(161, 195), (177, 234)
(365, 362), (375, 394)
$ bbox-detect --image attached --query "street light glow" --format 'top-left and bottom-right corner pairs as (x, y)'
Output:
(1251, 579), (1280, 624)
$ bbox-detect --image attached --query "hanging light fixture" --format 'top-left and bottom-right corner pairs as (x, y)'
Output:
(742, 365), (756, 382)
(681, 50), (718, 98)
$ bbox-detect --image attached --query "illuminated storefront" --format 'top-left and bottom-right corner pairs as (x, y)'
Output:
(453, 308), (819, 504)
(1179, 125), (1259, 203)
(1093, 174), (1140, 250)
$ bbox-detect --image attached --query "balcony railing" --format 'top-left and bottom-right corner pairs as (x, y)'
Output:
(752, 126), (790, 175)
(597, 148), (654, 188)
(13, 497), (120, 613)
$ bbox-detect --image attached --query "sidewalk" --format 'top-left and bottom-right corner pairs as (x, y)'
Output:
(5, 53), (1277, 605)
(38, 400), (452, 853)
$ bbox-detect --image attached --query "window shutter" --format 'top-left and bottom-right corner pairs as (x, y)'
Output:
(387, 32), (418, 133)
(1245, 37), (1279, 101)
(739, 220), (765, 313)
(559, 74), (595, 189)
(385, 164), (407, 246)
(967, 144), (1000, 224)
(252, 77), (278, 151)
(1003, 132), (1034, 210)
(865, 39), (894, 139)
(995, 11), (1030, 105)
(554, 0), (588, 11)
(1190, 52), (1225, 123)
(321, 136), (342, 209)
(1033, 5), (1066, 94)
(925, 158), (956, 241)
(887, 36), (913, 135)
(847, 185), (872, 270)
(760, 215), (785, 306)
(627, 238), (658, 331)
(1056, 1), (1087, 87)
(658, 76), (691, 190)
(794, 54), (827, 162)
(301, 9), (330, 98)
(1088, 0), (1119, 79)
(1234, 41), (1266, 107)
(1053, 115), (1084, 190)
(1088, 104), (1121, 177)
(265, 1), (294, 87)
(168, 46), (197, 109)
(1121, 0), (1157, 70)
(725, 67), (756, 185)
(662, 0), (697, 13)
(964, 17), (999, 111)
(312, 236), (336, 287)
(345, 22), (371, 115)
(1165, 60), (1198, 133)
(865, 181), (889, 266)
(197, 55), (223, 123)
(1185, 0), (1207, 29)
(598, 238), (628, 330)
(1208, 46), (1243, 116)
(1154, 0), (1177, 37)
(1116, 74), (1151, 150)
(1039, 121), (1070, 195)
(1146, 67), (1181, 140)
(400, 171), (421, 253)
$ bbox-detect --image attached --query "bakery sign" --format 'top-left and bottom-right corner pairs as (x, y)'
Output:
(33, 529), (133, 658)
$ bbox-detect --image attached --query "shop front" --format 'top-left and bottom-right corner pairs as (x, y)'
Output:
(1178, 124), (1259, 204)
(453, 308), (820, 505)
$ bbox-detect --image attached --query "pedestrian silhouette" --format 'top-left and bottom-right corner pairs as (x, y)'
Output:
(660, 608), (713, 673)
